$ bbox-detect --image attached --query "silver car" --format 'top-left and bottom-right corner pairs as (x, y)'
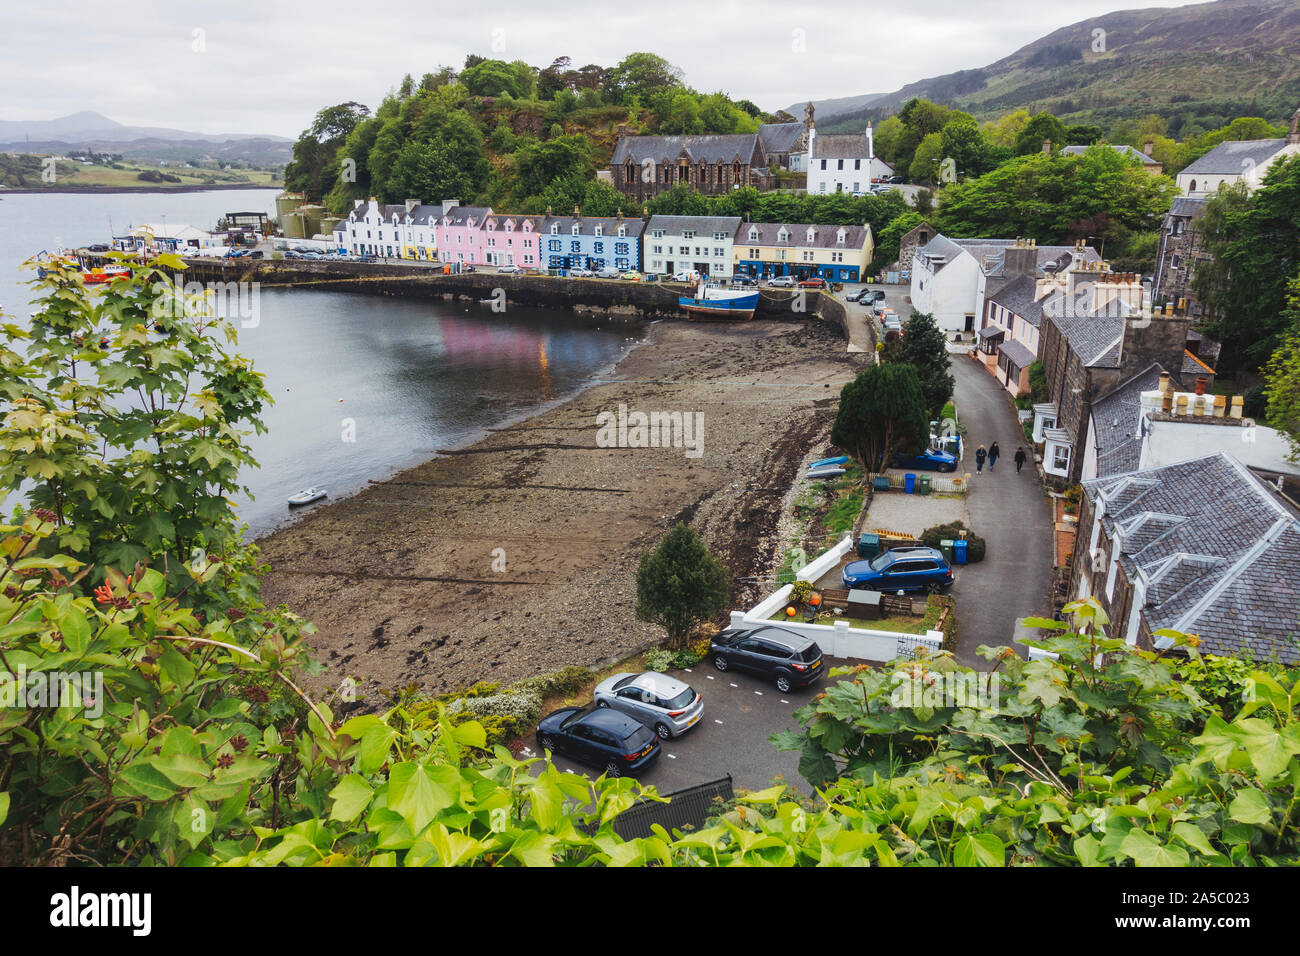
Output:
(592, 672), (704, 739)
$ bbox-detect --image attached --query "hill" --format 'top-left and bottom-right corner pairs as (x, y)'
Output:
(820, 0), (1300, 133)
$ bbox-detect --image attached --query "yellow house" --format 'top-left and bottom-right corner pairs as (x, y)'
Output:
(734, 222), (873, 282)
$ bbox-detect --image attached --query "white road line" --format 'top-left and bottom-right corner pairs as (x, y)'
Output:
(729, 683), (738, 688)
(781, 699), (789, 704)
(714, 719), (724, 724)
(706, 675), (715, 680)
(754, 691), (763, 696)
(667, 754), (676, 759)
(684, 668), (692, 673)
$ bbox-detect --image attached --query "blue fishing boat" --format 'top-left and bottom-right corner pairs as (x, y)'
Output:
(809, 455), (850, 469)
(678, 278), (760, 320)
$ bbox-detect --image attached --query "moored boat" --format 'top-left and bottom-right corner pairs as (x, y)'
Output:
(806, 466), (846, 479)
(809, 455), (850, 469)
(678, 278), (759, 320)
(287, 487), (328, 507)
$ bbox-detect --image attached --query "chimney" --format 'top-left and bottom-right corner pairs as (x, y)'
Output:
(1213, 394), (1227, 418)
(1042, 139), (1052, 154)
(1162, 384), (1174, 413)
(573, 205), (581, 220)
(1195, 377), (1207, 395)
(405, 198), (419, 213)
(1004, 238), (1037, 278)
(1158, 371), (1171, 393)
(617, 209), (624, 221)
(1143, 140), (1154, 158)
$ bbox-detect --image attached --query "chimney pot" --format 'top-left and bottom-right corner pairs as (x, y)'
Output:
(1213, 394), (1227, 418)
(1230, 395), (1244, 419)
(1162, 386), (1174, 413)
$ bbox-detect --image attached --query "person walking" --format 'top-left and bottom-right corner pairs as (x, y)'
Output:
(1014, 445), (1027, 473)
(975, 444), (987, 472)
(988, 442), (1001, 471)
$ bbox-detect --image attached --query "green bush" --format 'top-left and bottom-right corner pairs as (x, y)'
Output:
(513, 665), (593, 699)
(644, 648), (675, 672)
(672, 648), (704, 669)
(919, 521), (986, 562)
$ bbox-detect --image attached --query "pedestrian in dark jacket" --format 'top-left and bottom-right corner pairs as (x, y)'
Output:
(988, 442), (1001, 471)
(975, 444), (987, 472)
(1014, 446), (1027, 473)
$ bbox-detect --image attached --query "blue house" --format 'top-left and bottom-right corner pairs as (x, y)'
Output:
(539, 210), (645, 273)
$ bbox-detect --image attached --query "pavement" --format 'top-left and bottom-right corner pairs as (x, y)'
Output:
(527, 658), (848, 795)
(946, 352), (1055, 665)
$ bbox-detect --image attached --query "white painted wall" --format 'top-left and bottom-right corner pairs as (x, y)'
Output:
(910, 250), (980, 332)
(1140, 420), (1299, 476)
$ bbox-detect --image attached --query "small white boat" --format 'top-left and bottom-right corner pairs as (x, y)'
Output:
(806, 466), (847, 479)
(287, 487), (327, 507)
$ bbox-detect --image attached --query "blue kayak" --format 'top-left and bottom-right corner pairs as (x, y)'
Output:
(809, 455), (850, 469)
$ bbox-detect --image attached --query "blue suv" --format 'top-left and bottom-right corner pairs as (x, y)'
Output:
(891, 447), (958, 472)
(842, 547), (954, 594)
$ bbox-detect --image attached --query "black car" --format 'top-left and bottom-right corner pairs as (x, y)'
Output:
(536, 707), (661, 777)
(730, 274), (757, 287)
(709, 626), (824, 693)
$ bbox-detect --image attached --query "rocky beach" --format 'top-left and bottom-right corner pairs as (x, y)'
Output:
(257, 315), (865, 702)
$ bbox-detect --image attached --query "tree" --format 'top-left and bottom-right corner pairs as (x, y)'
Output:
(284, 102), (371, 199)
(460, 59), (525, 98)
(908, 132), (944, 184)
(982, 108), (1030, 149)
(870, 210), (924, 272)
(1014, 111), (1067, 155)
(893, 311), (954, 418)
(830, 363), (929, 473)
(1192, 155), (1300, 372)
(635, 523), (730, 649)
(1263, 274), (1300, 461)
(607, 52), (683, 105)
(512, 134), (592, 202)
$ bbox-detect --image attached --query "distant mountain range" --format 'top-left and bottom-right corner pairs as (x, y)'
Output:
(807, 0), (1300, 130)
(0, 111), (292, 166)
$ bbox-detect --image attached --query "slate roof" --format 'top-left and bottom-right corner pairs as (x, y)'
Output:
(1061, 144), (1159, 164)
(439, 205), (494, 226)
(737, 222), (869, 248)
(1182, 349), (1216, 376)
(998, 339), (1036, 369)
(610, 134), (759, 166)
(1083, 452), (1300, 662)
(986, 275), (1045, 327)
(537, 215), (645, 238)
(757, 121), (805, 155)
(1180, 139), (1290, 177)
(645, 215), (744, 236)
(1090, 363), (1167, 477)
(916, 234), (1100, 276)
(1041, 290), (1126, 367)
(811, 132), (871, 158)
(1167, 197), (1208, 220)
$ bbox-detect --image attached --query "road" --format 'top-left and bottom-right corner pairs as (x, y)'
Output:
(529, 658), (849, 795)
(946, 353), (1055, 665)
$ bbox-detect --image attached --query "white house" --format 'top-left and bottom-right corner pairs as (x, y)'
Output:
(336, 198), (457, 259)
(644, 215), (742, 278)
(1175, 111), (1300, 197)
(806, 124), (889, 195)
(114, 223), (224, 255)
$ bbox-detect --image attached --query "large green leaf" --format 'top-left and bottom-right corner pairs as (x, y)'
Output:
(387, 762), (459, 836)
(117, 761), (180, 802)
(952, 832), (1004, 867)
(1228, 788), (1273, 826)
(1119, 828), (1191, 867)
(329, 774), (375, 823)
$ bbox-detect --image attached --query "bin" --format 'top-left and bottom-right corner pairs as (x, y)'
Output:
(940, 539), (955, 562)
(904, 473), (916, 494)
(918, 475), (932, 495)
(873, 475), (891, 491)
(857, 532), (880, 558)
(953, 538), (968, 565)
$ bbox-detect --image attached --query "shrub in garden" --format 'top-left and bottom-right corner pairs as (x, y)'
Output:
(635, 522), (731, 649)
(644, 648), (675, 672)
(919, 521), (986, 561)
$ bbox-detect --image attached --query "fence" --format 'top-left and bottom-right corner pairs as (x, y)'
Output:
(869, 471), (968, 494)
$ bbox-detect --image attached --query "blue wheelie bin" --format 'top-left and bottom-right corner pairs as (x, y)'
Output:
(953, 538), (968, 565)
(904, 473), (916, 494)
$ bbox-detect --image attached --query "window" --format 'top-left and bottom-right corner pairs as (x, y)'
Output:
(571, 240), (581, 253)
(713, 231), (727, 240)
(1052, 444), (1070, 473)
(548, 239), (560, 251)
(837, 159), (844, 170)
(853, 182), (859, 192)
(820, 159), (827, 170)
(550, 224), (558, 234)
(679, 246), (689, 255)
(651, 229), (664, 238)
(617, 226), (626, 237)
(652, 245), (662, 254)
(594, 225), (602, 236)
(683, 230), (695, 239)
(854, 159), (861, 170)
(714, 247), (725, 257)
(1170, 254), (1181, 270)
(748, 227), (758, 241)
(593, 241), (604, 253)
(1105, 543), (1119, 600)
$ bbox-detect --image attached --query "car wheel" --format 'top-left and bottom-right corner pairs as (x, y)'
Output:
(596, 699), (609, 708)
(605, 760), (622, 779)
(775, 674), (792, 693)
(654, 723), (672, 740)
(713, 655), (729, 672)
(925, 583), (943, 595)
(538, 734), (555, 752)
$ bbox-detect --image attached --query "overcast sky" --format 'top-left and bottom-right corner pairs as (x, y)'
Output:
(5, 0), (1200, 138)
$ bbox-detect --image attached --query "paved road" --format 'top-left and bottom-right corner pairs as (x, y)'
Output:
(947, 353), (1055, 665)
(528, 659), (849, 795)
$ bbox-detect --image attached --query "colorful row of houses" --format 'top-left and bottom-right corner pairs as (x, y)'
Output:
(332, 200), (875, 282)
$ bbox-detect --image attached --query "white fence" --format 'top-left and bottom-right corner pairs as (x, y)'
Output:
(734, 535), (944, 664)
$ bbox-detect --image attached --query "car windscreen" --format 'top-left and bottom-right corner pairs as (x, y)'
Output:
(662, 687), (695, 710)
(622, 725), (655, 751)
(613, 675), (636, 690)
(869, 553), (892, 571)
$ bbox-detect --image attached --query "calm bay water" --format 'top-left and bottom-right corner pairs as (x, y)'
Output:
(0, 190), (645, 536)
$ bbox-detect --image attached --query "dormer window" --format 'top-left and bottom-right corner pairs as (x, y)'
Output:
(505, 220), (514, 232)
(777, 228), (788, 243)
(836, 228), (846, 244)
(748, 227), (758, 241)
(594, 225), (602, 236)
(617, 225), (626, 237)
(572, 225), (580, 235)
(486, 219), (496, 231)
(806, 227), (815, 243)
(550, 224), (559, 234)
(523, 220), (532, 232)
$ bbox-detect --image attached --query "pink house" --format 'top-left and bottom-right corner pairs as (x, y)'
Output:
(481, 213), (543, 268)
(434, 205), (493, 267)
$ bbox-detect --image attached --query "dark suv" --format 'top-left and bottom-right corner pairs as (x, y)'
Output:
(841, 546), (954, 594)
(709, 626), (824, 693)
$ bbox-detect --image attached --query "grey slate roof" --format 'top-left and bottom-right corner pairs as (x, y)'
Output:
(610, 134), (759, 166)
(1179, 139), (1288, 177)
(737, 222), (869, 249)
(646, 214), (743, 236)
(757, 122), (804, 155)
(1167, 197), (1208, 219)
(1090, 363), (1167, 477)
(986, 275), (1045, 327)
(1041, 290), (1126, 367)
(439, 205), (494, 226)
(811, 132), (871, 159)
(538, 215), (645, 238)
(916, 234), (1100, 276)
(1083, 452), (1300, 662)
(998, 339), (1036, 369)
(1182, 348), (1216, 376)
(1061, 144), (1159, 164)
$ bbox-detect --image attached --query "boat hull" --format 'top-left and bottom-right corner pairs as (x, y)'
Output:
(678, 290), (760, 321)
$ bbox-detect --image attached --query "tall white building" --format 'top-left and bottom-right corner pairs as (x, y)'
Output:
(806, 124), (889, 195)
(644, 215), (742, 277)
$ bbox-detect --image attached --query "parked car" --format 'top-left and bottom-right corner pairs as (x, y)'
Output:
(620, 270), (642, 281)
(497, 264), (523, 274)
(246, 250), (264, 259)
(730, 273), (757, 287)
(535, 706), (661, 777)
(86, 243), (110, 253)
(847, 288), (879, 303)
(798, 277), (827, 289)
(671, 270), (699, 283)
(595, 267), (621, 279)
(886, 175), (906, 184)
(891, 446), (958, 472)
(569, 267), (594, 278)
(709, 626), (824, 693)
(842, 546), (954, 594)
(766, 275), (796, 288)
(593, 672), (703, 739)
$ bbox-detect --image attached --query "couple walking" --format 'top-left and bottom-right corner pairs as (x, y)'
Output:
(974, 442), (1028, 473)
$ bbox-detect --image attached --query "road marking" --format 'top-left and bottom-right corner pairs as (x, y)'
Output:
(729, 683), (738, 688)
(683, 668), (692, 673)
(667, 753), (676, 759)
(714, 719), (724, 724)
(754, 691), (763, 696)
(706, 675), (715, 680)
(781, 699), (789, 704)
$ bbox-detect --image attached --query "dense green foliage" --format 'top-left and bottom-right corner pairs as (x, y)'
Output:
(831, 363), (930, 474)
(1263, 275), (1300, 462)
(919, 521), (986, 562)
(1192, 155), (1300, 374)
(634, 522), (731, 649)
(646, 184), (909, 234)
(890, 311), (954, 419)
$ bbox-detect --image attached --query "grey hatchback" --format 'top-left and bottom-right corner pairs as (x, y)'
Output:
(592, 672), (704, 739)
